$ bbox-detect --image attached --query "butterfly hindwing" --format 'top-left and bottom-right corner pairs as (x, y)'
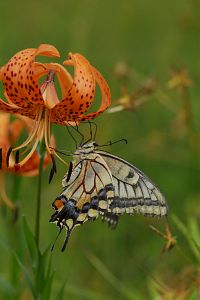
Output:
(96, 150), (168, 217)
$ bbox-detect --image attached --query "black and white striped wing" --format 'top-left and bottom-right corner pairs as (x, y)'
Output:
(97, 151), (168, 217)
(61, 153), (114, 216)
(50, 153), (117, 251)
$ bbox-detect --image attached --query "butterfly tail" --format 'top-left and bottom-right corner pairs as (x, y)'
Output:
(61, 225), (75, 251)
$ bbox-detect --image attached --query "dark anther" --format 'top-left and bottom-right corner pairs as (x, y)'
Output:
(0, 148), (2, 169)
(66, 161), (73, 182)
(15, 150), (20, 164)
(6, 147), (13, 167)
(49, 167), (55, 184)
(49, 154), (57, 184)
(51, 154), (57, 173)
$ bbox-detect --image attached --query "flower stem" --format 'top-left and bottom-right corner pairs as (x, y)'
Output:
(35, 142), (45, 248)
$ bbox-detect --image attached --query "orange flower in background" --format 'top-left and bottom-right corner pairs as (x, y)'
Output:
(0, 44), (111, 167)
(0, 112), (53, 209)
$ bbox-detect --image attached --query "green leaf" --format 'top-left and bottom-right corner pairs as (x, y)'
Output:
(87, 252), (136, 300)
(55, 282), (66, 300)
(14, 254), (36, 298)
(22, 217), (39, 268)
(35, 247), (51, 292)
(41, 273), (54, 300)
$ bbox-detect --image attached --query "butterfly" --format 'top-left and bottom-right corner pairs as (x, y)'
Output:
(50, 141), (168, 251)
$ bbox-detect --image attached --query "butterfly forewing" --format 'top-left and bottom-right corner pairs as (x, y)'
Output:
(50, 150), (115, 250)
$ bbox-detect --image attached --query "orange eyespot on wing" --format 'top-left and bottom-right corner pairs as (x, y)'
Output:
(53, 198), (65, 211)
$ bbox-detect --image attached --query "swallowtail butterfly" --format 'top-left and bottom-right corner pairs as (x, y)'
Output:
(50, 141), (168, 251)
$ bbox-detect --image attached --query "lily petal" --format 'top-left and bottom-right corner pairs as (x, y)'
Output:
(50, 53), (95, 124)
(0, 44), (60, 109)
(0, 97), (37, 118)
(78, 66), (111, 121)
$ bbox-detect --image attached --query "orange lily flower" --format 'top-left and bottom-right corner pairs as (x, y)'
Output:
(0, 112), (53, 209)
(0, 44), (111, 167)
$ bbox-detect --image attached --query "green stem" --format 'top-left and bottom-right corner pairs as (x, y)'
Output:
(35, 143), (45, 249)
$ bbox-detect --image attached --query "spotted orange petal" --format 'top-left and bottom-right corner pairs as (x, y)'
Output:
(0, 44), (60, 110)
(0, 97), (37, 118)
(78, 66), (111, 121)
(50, 53), (96, 124)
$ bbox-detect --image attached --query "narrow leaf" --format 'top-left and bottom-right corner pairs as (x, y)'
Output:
(22, 217), (39, 267)
(55, 282), (66, 300)
(41, 273), (54, 300)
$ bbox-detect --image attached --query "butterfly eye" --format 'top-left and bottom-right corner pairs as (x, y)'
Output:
(53, 198), (65, 211)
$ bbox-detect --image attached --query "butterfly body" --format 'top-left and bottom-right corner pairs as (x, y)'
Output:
(50, 141), (168, 251)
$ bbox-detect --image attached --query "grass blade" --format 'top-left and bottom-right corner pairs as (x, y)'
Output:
(87, 253), (136, 300)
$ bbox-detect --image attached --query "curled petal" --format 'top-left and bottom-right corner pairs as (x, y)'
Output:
(34, 62), (73, 99)
(35, 44), (60, 57)
(0, 112), (10, 144)
(0, 98), (37, 119)
(0, 44), (60, 110)
(78, 66), (111, 121)
(50, 53), (96, 124)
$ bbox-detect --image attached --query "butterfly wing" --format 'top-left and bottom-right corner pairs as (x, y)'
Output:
(97, 150), (168, 217)
(50, 153), (115, 250)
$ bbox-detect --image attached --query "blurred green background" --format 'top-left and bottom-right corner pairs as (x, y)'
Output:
(0, 0), (200, 299)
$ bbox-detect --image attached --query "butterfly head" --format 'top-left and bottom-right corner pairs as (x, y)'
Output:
(74, 141), (98, 156)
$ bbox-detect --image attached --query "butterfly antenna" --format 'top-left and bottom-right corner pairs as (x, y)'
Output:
(77, 124), (84, 146)
(98, 138), (128, 147)
(66, 126), (78, 149)
(51, 226), (63, 251)
(88, 121), (97, 141)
